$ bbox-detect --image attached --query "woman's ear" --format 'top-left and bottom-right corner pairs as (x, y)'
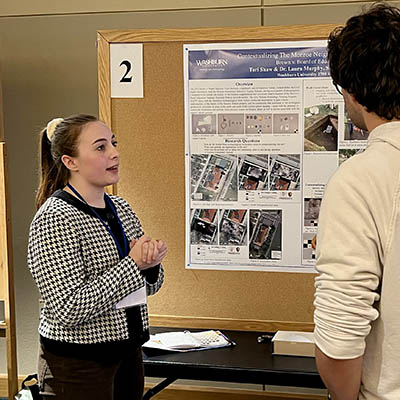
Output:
(61, 155), (78, 172)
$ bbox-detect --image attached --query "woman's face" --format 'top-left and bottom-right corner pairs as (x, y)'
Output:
(69, 121), (120, 189)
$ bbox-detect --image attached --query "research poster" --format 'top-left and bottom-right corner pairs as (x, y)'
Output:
(184, 41), (368, 272)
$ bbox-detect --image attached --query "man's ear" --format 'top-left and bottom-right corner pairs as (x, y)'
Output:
(61, 155), (78, 172)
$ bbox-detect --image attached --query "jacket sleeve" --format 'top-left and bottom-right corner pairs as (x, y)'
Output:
(115, 196), (165, 297)
(28, 210), (146, 328)
(144, 264), (164, 296)
(314, 163), (382, 359)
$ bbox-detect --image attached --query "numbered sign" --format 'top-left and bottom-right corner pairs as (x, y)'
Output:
(110, 43), (143, 98)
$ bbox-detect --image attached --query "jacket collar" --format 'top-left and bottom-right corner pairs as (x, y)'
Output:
(368, 121), (400, 151)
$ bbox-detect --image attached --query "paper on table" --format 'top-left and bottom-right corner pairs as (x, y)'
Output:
(115, 285), (147, 309)
(143, 330), (234, 352)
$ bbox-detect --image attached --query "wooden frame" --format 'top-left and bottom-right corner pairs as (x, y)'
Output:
(0, 142), (18, 400)
(97, 25), (336, 131)
(97, 25), (336, 333)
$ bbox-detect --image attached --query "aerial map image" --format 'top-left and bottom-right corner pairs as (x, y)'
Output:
(219, 209), (248, 245)
(191, 154), (238, 201)
(249, 209), (282, 260)
(190, 209), (218, 245)
(238, 155), (269, 191)
(269, 154), (301, 191)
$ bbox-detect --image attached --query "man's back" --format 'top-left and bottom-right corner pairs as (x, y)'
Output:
(315, 121), (400, 399)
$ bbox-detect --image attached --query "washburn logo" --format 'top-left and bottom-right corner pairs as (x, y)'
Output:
(195, 58), (228, 66)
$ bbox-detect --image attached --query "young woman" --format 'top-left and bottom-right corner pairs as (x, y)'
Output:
(28, 114), (167, 400)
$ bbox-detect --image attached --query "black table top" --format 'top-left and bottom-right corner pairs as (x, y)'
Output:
(143, 327), (325, 389)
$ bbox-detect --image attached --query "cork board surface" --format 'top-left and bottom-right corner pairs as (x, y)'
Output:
(101, 26), (335, 325)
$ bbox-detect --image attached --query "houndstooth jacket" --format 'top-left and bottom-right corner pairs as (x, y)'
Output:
(28, 194), (164, 344)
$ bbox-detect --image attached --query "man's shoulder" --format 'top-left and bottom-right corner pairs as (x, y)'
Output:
(335, 143), (395, 181)
(331, 150), (370, 183)
(323, 149), (381, 204)
(324, 142), (400, 211)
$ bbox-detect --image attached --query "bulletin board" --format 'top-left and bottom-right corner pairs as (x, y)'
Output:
(97, 25), (337, 332)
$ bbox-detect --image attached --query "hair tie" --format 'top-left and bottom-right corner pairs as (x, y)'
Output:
(46, 118), (64, 141)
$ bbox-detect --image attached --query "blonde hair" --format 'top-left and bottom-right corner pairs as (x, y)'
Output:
(36, 114), (98, 209)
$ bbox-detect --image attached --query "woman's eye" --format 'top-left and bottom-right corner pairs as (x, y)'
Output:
(112, 141), (118, 147)
(96, 145), (105, 151)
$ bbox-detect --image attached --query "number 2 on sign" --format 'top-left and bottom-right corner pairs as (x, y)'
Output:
(110, 43), (142, 98)
(119, 60), (133, 83)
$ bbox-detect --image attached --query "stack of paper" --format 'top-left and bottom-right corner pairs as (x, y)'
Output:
(143, 330), (234, 352)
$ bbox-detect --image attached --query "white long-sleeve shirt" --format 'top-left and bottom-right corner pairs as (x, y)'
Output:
(314, 121), (400, 399)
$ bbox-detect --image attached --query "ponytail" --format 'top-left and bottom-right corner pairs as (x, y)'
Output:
(35, 114), (98, 209)
(35, 128), (68, 209)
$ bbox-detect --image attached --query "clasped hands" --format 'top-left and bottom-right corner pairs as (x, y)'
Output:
(129, 235), (167, 270)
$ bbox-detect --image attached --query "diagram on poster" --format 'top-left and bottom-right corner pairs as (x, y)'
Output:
(184, 41), (368, 272)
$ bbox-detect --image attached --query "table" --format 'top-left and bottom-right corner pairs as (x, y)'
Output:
(142, 327), (324, 399)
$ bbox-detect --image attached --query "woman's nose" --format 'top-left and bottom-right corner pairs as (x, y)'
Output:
(110, 146), (120, 159)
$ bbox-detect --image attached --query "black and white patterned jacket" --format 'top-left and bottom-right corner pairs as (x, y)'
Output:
(28, 194), (164, 344)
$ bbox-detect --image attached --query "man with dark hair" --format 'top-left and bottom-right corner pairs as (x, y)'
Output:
(314, 3), (400, 399)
